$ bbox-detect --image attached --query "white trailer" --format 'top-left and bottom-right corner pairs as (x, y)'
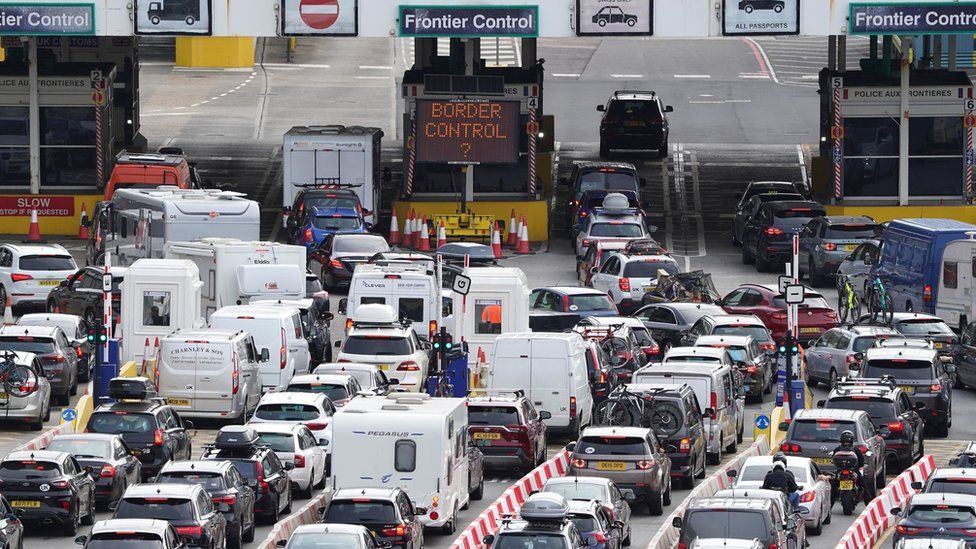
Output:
(452, 267), (530, 367)
(937, 231), (976, 330)
(331, 394), (469, 529)
(282, 125), (384, 220)
(163, 238), (306, 319)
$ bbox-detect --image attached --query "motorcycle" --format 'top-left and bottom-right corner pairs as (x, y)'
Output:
(832, 449), (866, 516)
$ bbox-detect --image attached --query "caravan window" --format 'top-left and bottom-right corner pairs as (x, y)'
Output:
(361, 297), (386, 306)
(399, 298), (424, 323)
(945, 262), (959, 289)
(475, 299), (502, 335)
(142, 291), (172, 327)
(394, 440), (416, 472)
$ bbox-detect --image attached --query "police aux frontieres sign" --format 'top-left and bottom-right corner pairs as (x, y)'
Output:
(0, 4), (94, 35)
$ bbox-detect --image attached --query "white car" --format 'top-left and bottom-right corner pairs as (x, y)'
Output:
(312, 362), (401, 395)
(731, 455), (832, 535)
(250, 423), (328, 498)
(663, 345), (734, 366)
(575, 210), (649, 258)
(589, 252), (679, 314)
(248, 391), (335, 448)
(285, 373), (362, 407)
(335, 304), (430, 392)
(0, 244), (77, 308)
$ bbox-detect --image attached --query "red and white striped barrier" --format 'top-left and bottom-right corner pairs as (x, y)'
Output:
(255, 491), (331, 549)
(12, 421), (74, 453)
(450, 450), (570, 549)
(837, 454), (935, 549)
(647, 436), (770, 549)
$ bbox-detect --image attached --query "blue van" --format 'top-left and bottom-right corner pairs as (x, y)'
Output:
(875, 218), (976, 315)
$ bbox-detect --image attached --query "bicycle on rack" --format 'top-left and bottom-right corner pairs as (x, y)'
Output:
(837, 275), (861, 324)
(594, 386), (683, 438)
(0, 351), (40, 398)
(864, 275), (893, 326)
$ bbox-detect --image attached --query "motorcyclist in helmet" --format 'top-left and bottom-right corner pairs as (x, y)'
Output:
(762, 456), (800, 509)
(831, 429), (874, 503)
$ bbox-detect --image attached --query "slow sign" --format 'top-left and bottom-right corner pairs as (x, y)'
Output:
(416, 99), (519, 164)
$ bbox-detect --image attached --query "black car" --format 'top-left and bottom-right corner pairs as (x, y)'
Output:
(559, 161), (643, 234)
(284, 188), (366, 246)
(731, 192), (804, 247)
(740, 201), (826, 272)
(309, 233), (390, 291)
(597, 91), (673, 158)
(819, 379), (924, 470)
(47, 266), (125, 330)
(46, 434), (142, 510)
(86, 398), (193, 480)
(734, 181), (808, 211)
(632, 302), (727, 353)
(113, 484), (226, 549)
(322, 488), (426, 548)
(200, 426), (293, 524)
(861, 347), (953, 438)
(0, 450), (95, 535)
(860, 313), (958, 381)
(157, 460), (257, 549)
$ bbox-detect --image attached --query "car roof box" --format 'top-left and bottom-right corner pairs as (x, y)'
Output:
(214, 426), (260, 451)
(520, 493), (568, 522)
(107, 377), (156, 401)
(601, 193), (630, 210)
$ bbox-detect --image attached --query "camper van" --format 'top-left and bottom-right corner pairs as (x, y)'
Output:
(164, 238), (306, 319)
(485, 332), (593, 436)
(155, 329), (264, 421)
(937, 231), (976, 330)
(331, 394), (469, 530)
(89, 187), (260, 266)
(341, 262), (443, 340)
(453, 267), (531, 366)
(209, 305), (310, 391)
(119, 259), (205, 365)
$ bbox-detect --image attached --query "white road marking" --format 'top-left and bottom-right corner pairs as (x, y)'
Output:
(725, 99), (752, 103)
(611, 74), (644, 78)
(355, 76), (391, 80)
(674, 74), (711, 78)
(261, 63), (331, 69)
(739, 73), (770, 79)
(141, 112), (199, 117)
(552, 73), (581, 77)
(358, 65), (392, 70)
(689, 100), (725, 104)
(801, 75), (820, 79)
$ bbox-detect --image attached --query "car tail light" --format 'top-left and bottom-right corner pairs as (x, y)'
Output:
(954, 528), (976, 535)
(582, 239), (590, 248)
(429, 510), (439, 520)
(645, 345), (660, 356)
(592, 532), (607, 544)
(306, 422), (327, 431)
(280, 328), (287, 370)
(330, 259), (342, 269)
(679, 438), (690, 453)
(256, 461), (268, 494)
(709, 392), (717, 418)
(294, 454), (305, 468)
(10, 273), (31, 283)
(841, 469), (851, 476)
(571, 458), (587, 468)
(825, 310), (838, 319)
(771, 311), (788, 321)
(505, 424), (528, 433)
(846, 354), (859, 364)
(397, 361), (420, 371)
(175, 526), (203, 537)
(570, 396), (577, 418)
(212, 494), (237, 506)
(924, 284), (932, 302)
(52, 353), (64, 363)
(153, 429), (164, 446)
(562, 294), (570, 311)
(382, 525), (408, 537)
(857, 444), (869, 454)
(746, 365), (757, 374)
(931, 383), (942, 392)
(231, 353), (240, 395)
(100, 465), (116, 478)
(799, 491), (816, 503)
(345, 318), (353, 332)
(74, 347), (83, 358)
(824, 243), (836, 251)
(678, 544), (686, 549)
(887, 421), (905, 434)
(304, 229), (313, 243)
(636, 460), (654, 470)
(896, 525), (925, 535)
(765, 227), (784, 236)
(429, 320), (437, 340)
(768, 544), (778, 549)
(619, 277), (630, 292)
(51, 480), (69, 490)
(780, 443), (800, 453)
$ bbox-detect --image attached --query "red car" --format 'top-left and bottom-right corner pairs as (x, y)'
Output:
(720, 283), (838, 344)
(467, 390), (550, 474)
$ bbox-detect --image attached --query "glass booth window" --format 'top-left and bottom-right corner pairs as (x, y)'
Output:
(910, 117), (963, 156)
(143, 291), (172, 327)
(0, 107), (28, 145)
(909, 158), (962, 196)
(844, 118), (899, 157)
(476, 299), (502, 334)
(0, 107), (29, 186)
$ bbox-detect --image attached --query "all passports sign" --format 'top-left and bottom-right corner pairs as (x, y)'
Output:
(0, 3), (94, 35)
(722, 0), (799, 36)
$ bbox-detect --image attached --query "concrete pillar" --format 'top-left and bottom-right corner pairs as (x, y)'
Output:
(949, 35), (957, 70)
(934, 35), (943, 69)
(828, 35), (837, 71)
(28, 37), (39, 195)
(838, 35), (847, 72)
(899, 36), (911, 206)
(521, 37), (537, 69)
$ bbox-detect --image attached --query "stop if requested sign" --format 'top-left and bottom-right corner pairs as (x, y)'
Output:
(282, 0), (357, 35)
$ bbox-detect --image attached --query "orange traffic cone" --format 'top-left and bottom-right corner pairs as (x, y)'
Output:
(506, 209), (518, 247)
(140, 337), (151, 376)
(514, 216), (525, 248)
(2, 296), (12, 325)
(436, 221), (447, 248)
(23, 209), (44, 243)
(403, 211), (414, 248)
(491, 224), (503, 259)
(417, 217), (431, 252)
(516, 218), (531, 254)
(416, 215), (426, 248)
(78, 203), (90, 240)
(388, 210), (400, 246)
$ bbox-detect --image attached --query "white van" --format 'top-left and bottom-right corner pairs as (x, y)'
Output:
(342, 262), (442, 340)
(156, 329), (264, 421)
(485, 332), (593, 437)
(209, 305), (310, 391)
(937, 232), (976, 329)
(331, 394), (468, 531)
(634, 363), (741, 464)
(164, 238), (307, 319)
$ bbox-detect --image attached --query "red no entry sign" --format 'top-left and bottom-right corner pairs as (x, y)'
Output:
(300, 0), (340, 29)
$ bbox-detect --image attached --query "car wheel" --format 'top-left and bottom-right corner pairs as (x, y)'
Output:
(755, 251), (774, 273)
(282, 491), (293, 514)
(242, 517), (255, 543)
(808, 511), (823, 536)
(599, 141), (610, 158)
(828, 369), (838, 390)
(150, 15), (160, 24)
(696, 451), (707, 478)
(472, 474), (484, 500)
(185, 15), (195, 24)
(648, 490), (663, 516)
(809, 259), (826, 287)
(227, 523), (242, 549)
(658, 141), (669, 159)
(876, 464), (886, 488)
(315, 467), (327, 489)
(0, 286), (7, 312)
(707, 440), (721, 465)
(662, 479), (672, 506)
(62, 506), (78, 536)
(266, 495), (279, 525)
(81, 494), (95, 525)
(298, 469), (314, 499)
(42, 401), (50, 422)
(731, 228), (741, 247)
(598, 18), (607, 27)
(623, 525), (632, 546)
(726, 433), (737, 453)
(627, 18), (636, 26)
(441, 505), (458, 535)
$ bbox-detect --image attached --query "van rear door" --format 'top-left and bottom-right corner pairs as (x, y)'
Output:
(488, 337), (531, 393)
(193, 340), (233, 414)
(530, 338), (570, 428)
(159, 339), (197, 413)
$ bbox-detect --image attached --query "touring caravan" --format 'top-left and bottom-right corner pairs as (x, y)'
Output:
(452, 267), (530, 366)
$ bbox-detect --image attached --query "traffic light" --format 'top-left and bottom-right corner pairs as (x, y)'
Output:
(96, 324), (108, 344)
(87, 323), (108, 344)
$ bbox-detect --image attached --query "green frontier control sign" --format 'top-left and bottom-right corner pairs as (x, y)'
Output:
(399, 5), (538, 37)
(0, 3), (94, 35)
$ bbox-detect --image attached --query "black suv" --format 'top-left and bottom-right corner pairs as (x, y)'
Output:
(559, 161), (644, 235)
(740, 200), (826, 272)
(46, 266), (125, 330)
(86, 381), (192, 480)
(597, 91), (673, 158)
(0, 449), (95, 535)
(862, 347), (954, 438)
(284, 187), (366, 246)
(200, 426), (293, 525)
(819, 378), (924, 470)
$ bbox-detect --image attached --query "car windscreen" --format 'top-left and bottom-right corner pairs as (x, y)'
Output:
(577, 436), (647, 456)
(569, 295), (616, 312)
(333, 237), (389, 255)
(632, 329), (654, 347)
(18, 255), (75, 271)
(578, 171), (640, 194)
(543, 482), (607, 502)
(667, 355), (719, 363)
(623, 261), (679, 278)
(286, 383), (349, 401)
(305, 196), (359, 211)
(87, 412), (157, 435)
(863, 360), (934, 381)
(853, 336), (897, 352)
(724, 347), (749, 362)
(254, 404), (321, 422)
(324, 500), (397, 524)
(215, 457), (257, 480)
(46, 438), (111, 459)
(908, 504), (976, 523)
(316, 368), (373, 388)
(87, 534), (164, 549)
(738, 464), (808, 483)
(896, 319), (954, 336)
(684, 510), (769, 540)
(312, 216), (362, 231)
(156, 471), (227, 491)
(827, 398), (896, 420)
(790, 419), (857, 443)
(826, 224), (880, 239)
(0, 338), (55, 354)
(255, 432), (297, 453)
(342, 336), (411, 356)
(773, 208), (826, 219)
(771, 295), (831, 309)
(568, 514), (599, 532)
(468, 405), (520, 425)
(288, 533), (361, 549)
(0, 460), (61, 480)
(589, 223), (644, 238)
(712, 325), (771, 343)
(495, 534), (571, 549)
(115, 498), (195, 521)
(606, 99), (663, 123)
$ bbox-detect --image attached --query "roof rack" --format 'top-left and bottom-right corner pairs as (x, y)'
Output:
(834, 375), (897, 390)
(614, 90), (655, 97)
(293, 179), (363, 190)
(592, 206), (641, 217)
(468, 389), (526, 400)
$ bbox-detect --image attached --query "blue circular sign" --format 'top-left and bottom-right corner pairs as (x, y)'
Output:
(754, 414), (770, 430)
(61, 408), (77, 422)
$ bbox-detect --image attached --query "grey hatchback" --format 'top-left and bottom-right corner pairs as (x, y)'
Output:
(798, 216), (880, 287)
(805, 325), (901, 389)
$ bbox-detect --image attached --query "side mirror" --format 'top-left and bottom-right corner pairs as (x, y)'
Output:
(596, 105), (605, 112)
(183, 420), (193, 430)
(539, 410), (552, 420)
(378, 543), (393, 549)
(284, 462), (295, 471)
(816, 399), (825, 408)
(318, 439), (330, 447)
(778, 421), (790, 432)
(951, 457), (960, 465)
(75, 536), (88, 546)
(854, 352), (864, 361)
(848, 362), (860, 371)
(589, 267), (598, 275)
(319, 312), (334, 322)
(620, 488), (636, 502)
(671, 516), (682, 529)
(317, 506), (327, 517)
(260, 348), (270, 362)
(275, 541), (287, 549)
(726, 469), (738, 479)
(566, 441), (577, 452)
(483, 535), (495, 546)
(735, 361), (747, 368)
(108, 501), (119, 512)
(664, 105), (674, 113)
(702, 408), (714, 418)
(338, 298), (348, 315)
(415, 507), (428, 515)
(911, 481), (922, 490)
(889, 507), (902, 516)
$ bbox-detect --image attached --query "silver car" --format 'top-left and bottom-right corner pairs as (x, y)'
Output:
(0, 351), (51, 430)
(729, 455), (832, 535)
(798, 216), (880, 287)
(542, 476), (635, 546)
(805, 325), (900, 388)
(835, 238), (883, 302)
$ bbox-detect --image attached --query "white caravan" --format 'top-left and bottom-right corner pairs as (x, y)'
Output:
(331, 393), (468, 530)
(937, 231), (976, 330)
(452, 267), (530, 367)
(342, 262), (442, 340)
(164, 238), (306, 319)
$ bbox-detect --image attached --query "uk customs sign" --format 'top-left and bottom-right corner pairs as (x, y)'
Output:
(0, 3), (93, 35)
(850, 2), (976, 35)
(723, 0), (800, 36)
(399, 5), (538, 37)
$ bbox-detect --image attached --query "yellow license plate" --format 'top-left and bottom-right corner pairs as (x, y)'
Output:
(166, 398), (190, 406)
(38, 280), (59, 286)
(0, 393), (9, 400)
(901, 386), (914, 395)
(10, 501), (39, 508)
(839, 480), (854, 490)
(814, 458), (832, 465)
(844, 244), (858, 251)
(597, 461), (628, 471)
(935, 342), (944, 349)
(800, 327), (821, 334)
(473, 432), (501, 440)
(378, 364), (390, 371)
